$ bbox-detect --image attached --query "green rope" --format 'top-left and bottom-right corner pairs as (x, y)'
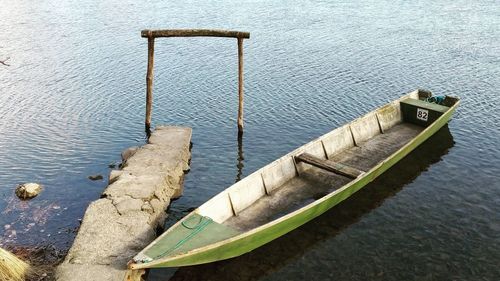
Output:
(151, 216), (213, 260)
(181, 214), (205, 229)
(425, 95), (446, 105)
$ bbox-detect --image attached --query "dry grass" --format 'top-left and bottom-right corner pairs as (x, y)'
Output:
(0, 247), (31, 281)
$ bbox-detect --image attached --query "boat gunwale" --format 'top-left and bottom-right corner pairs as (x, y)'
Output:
(130, 91), (460, 269)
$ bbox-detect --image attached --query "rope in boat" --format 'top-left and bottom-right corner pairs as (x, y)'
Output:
(425, 95), (446, 105)
(151, 215), (213, 260)
(181, 215), (205, 229)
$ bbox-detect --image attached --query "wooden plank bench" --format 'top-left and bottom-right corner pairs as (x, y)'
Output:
(295, 153), (364, 179)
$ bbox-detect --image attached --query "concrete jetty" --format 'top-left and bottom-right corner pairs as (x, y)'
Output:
(56, 126), (192, 281)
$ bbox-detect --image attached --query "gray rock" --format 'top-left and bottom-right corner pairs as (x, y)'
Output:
(149, 198), (164, 213)
(15, 183), (42, 199)
(108, 170), (123, 184)
(56, 263), (129, 281)
(121, 146), (139, 163)
(171, 187), (183, 200)
(114, 198), (143, 215)
(141, 202), (154, 214)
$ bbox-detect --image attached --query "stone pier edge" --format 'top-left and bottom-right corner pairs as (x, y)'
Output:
(55, 125), (192, 281)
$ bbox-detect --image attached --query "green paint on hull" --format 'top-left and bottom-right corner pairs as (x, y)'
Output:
(144, 214), (241, 260)
(135, 100), (459, 269)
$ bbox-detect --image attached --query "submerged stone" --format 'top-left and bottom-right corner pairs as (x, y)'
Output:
(88, 174), (103, 181)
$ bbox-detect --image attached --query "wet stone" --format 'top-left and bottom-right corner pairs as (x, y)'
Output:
(88, 174), (103, 181)
(15, 183), (42, 199)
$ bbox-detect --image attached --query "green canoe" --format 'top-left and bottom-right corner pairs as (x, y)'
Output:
(129, 89), (460, 269)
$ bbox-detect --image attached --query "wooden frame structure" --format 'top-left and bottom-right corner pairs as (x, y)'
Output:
(141, 29), (250, 133)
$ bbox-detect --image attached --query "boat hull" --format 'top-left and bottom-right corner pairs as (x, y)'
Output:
(131, 96), (459, 269)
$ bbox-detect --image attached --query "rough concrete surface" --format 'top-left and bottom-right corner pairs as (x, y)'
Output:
(56, 126), (191, 281)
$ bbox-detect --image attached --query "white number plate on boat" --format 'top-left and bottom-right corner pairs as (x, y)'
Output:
(416, 108), (428, 121)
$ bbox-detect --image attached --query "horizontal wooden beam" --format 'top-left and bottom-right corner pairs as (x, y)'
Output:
(295, 153), (363, 179)
(141, 29), (250, 39)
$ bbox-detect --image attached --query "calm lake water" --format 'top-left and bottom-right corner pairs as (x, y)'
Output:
(1, 0), (499, 280)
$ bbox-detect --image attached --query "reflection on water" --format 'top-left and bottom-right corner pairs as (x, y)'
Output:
(149, 126), (454, 280)
(235, 134), (245, 183)
(1, 0), (499, 279)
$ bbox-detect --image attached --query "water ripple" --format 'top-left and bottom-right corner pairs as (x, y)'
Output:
(1, 0), (499, 279)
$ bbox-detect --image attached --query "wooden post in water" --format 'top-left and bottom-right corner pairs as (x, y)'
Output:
(145, 33), (155, 131)
(237, 38), (244, 135)
(141, 29), (250, 133)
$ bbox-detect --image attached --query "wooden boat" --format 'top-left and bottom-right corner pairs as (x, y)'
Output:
(129, 89), (460, 269)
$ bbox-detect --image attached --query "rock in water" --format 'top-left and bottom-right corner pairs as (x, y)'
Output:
(15, 183), (42, 199)
(88, 174), (103, 181)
